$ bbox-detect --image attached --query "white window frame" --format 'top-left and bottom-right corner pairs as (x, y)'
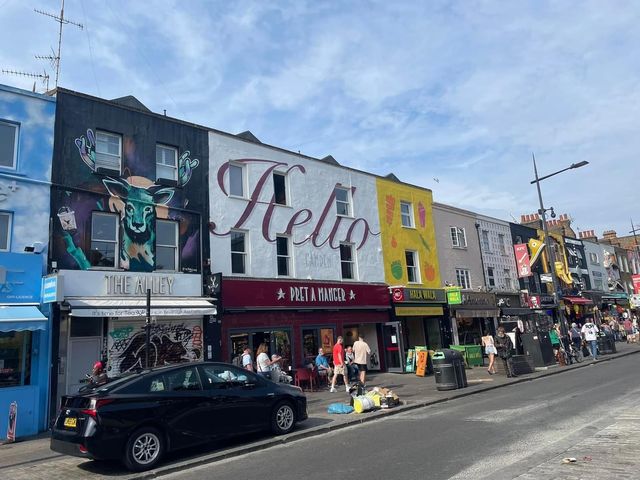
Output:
(156, 219), (179, 271)
(594, 278), (603, 291)
(498, 233), (506, 255)
(405, 250), (421, 283)
(156, 144), (178, 181)
(335, 187), (352, 217)
(400, 201), (414, 228)
(90, 212), (119, 268)
(481, 230), (491, 252)
(340, 242), (357, 280)
(487, 266), (495, 287)
(276, 235), (292, 277)
(0, 120), (19, 170)
(455, 268), (471, 289)
(450, 227), (467, 248)
(589, 252), (599, 265)
(0, 211), (13, 251)
(230, 229), (248, 275)
(504, 269), (512, 290)
(228, 162), (246, 198)
(95, 130), (122, 172)
(273, 171), (288, 206)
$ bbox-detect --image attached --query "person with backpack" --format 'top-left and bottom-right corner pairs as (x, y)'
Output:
(581, 321), (599, 361)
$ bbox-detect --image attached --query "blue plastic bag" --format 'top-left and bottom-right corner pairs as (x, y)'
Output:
(327, 403), (354, 414)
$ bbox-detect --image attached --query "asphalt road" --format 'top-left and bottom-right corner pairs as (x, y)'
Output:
(164, 355), (640, 480)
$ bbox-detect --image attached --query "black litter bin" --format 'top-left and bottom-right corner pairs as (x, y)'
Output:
(597, 335), (616, 355)
(432, 349), (467, 391)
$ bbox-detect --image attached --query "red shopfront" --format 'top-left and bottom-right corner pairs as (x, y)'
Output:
(220, 278), (391, 371)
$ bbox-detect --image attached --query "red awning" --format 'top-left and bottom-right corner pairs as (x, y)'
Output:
(563, 296), (593, 305)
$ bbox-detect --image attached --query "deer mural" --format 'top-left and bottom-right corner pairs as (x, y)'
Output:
(102, 177), (175, 271)
(61, 129), (200, 272)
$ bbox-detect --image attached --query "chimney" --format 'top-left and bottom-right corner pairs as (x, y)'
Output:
(602, 230), (617, 241)
(580, 229), (597, 241)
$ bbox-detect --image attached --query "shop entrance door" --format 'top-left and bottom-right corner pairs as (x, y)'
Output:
(66, 337), (101, 394)
(382, 322), (404, 372)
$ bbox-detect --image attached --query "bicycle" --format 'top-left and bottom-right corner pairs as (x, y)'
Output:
(566, 342), (584, 364)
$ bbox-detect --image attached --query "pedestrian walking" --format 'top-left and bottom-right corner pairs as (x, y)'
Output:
(241, 347), (254, 371)
(623, 316), (633, 343)
(581, 321), (599, 360)
(256, 342), (281, 379)
(353, 334), (371, 386)
(495, 327), (517, 378)
(568, 323), (582, 359)
(330, 336), (349, 393)
(481, 331), (497, 375)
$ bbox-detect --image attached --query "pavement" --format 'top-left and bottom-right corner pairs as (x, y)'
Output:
(1, 341), (638, 479)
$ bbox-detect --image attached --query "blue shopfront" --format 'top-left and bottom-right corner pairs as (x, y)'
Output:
(0, 252), (50, 439)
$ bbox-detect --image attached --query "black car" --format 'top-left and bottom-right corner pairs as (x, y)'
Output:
(50, 362), (307, 471)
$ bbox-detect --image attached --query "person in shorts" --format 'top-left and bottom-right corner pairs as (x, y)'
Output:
(353, 334), (371, 385)
(330, 336), (349, 393)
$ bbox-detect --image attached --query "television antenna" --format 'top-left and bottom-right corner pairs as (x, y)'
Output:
(2, 0), (82, 92)
(34, 0), (84, 87)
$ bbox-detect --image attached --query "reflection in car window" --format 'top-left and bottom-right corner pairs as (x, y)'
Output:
(117, 373), (166, 394)
(199, 364), (255, 389)
(165, 367), (201, 391)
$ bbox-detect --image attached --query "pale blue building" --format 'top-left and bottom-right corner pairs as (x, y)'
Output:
(0, 84), (55, 439)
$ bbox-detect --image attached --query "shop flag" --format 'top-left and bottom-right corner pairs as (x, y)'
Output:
(632, 274), (640, 294)
(514, 244), (532, 278)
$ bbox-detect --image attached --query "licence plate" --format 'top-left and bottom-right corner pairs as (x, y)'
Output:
(63, 417), (77, 428)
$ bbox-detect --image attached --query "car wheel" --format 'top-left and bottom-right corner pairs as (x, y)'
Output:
(123, 427), (164, 472)
(271, 401), (296, 435)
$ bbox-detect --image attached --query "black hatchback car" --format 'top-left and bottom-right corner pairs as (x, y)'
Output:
(50, 362), (307, 471)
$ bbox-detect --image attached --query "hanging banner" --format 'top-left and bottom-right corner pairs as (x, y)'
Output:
(632, 274), (640, 294)
(514, 244), (532, 278)
(6, 401), (17, 443)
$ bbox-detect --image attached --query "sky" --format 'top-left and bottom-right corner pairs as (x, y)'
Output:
(1, 0), (638, 238)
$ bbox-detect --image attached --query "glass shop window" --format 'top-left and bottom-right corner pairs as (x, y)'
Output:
(0, 331), (32, 388)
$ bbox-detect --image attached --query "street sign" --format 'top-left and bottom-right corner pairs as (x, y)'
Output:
(540, 273), (553, 283)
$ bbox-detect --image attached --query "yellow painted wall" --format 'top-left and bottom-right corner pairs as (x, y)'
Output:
(375, 178), (441, 287)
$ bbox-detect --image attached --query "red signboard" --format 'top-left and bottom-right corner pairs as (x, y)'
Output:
(222, 278), (390, 309)
(514, 244), (532, 278)
(632, 274), (640, 294)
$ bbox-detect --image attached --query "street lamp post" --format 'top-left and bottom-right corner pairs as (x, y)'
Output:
(530, 154), (589, 335)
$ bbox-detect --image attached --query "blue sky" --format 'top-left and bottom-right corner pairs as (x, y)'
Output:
(1, 0), (638, 238)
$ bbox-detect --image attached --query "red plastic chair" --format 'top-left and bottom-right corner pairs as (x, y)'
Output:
(295, 368), (315, 391)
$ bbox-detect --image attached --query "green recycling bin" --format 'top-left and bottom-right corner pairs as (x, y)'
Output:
(450, 344), (483, 367)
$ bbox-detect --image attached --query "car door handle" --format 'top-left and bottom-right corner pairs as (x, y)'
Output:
(267, 393), (275, 397)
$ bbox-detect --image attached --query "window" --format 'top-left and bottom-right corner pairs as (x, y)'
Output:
(481, 230), (490, 252)
(164, 367), (201, 391)
(273, 172), (287, 205)
(400, 201), (413, 228)
(0, 331), (32, 388)
(0, 120), (18, 169)
(589, 252), (599, 264)
(0, 212), (11, 251)
(504, 269), (512, 290)
(276, 236), (291, 276)
(156, 220), (178, 271)
(498, 234), (506, 255)
(230, 230), (247, 274)
(340, 243), (355, 280)
(335, 187), (351, 216)
(95, 131), (122, 172)
(487, 267), (495, 287)
(199, 364), (254, 389)
(406, 250), (420, 283)
(156, 144), (178, 181)
(90, 212), (118, 267)
(455, 268), (471, 289)
(450, 227), (467, 248)
(229, 163), (245, 197)
(594, 278), (603, 290)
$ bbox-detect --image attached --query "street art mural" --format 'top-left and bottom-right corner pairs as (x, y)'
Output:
(375, 177), (441, 287)
(50, 90), (208, 274)
(107, 319), (203, 376)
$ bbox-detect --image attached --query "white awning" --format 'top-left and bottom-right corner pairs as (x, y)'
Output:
(67, 297), (216, 317)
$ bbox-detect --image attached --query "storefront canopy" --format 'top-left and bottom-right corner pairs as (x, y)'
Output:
(0, 305), (48, 332)
(562, 296), (593, 305)
(67, 298), (217, 317)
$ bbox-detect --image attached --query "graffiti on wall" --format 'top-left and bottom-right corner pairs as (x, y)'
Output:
(107, 320), (203, 375)
(53, 128), (201, 272)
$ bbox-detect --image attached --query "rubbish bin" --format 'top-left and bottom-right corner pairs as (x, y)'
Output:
(432, 349), (467, 391)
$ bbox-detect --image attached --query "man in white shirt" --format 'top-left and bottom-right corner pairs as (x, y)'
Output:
(353, 334), (371, 385)
(581, 321), (600, 361)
